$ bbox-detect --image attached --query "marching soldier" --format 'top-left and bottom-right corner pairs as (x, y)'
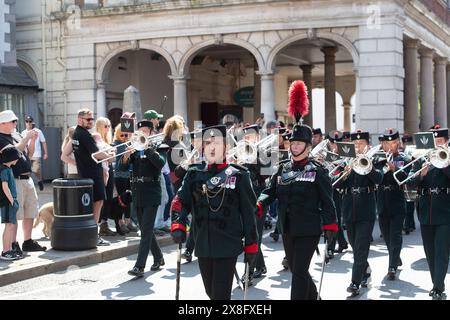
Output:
(170, 125), (258, 300)
(257, 80), (338, 300)
(326, 130), (349, 256)
(174, 129), (205, 263)
(121, 120), (167, 277)
(408, 125), (450, 300)
(401, 134), (416, 234)
(312, 128), (323, 148)
(333, 130), (383, 296)
(375, 128), (410, 280)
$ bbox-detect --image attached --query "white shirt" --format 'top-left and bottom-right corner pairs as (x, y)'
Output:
(21, 128), (46, 159)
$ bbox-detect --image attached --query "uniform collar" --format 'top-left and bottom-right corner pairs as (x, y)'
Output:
(292, 158), (309, 169)
(207, 162), (228, 170)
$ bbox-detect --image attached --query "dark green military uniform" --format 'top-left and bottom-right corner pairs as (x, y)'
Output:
(120, 126), (167, 272)
(333, 132), (383, 293)
(171, 159), (258, 299)
(409, 139), (450, 298)
(259, 157), (337, 299)
(376, 152), (410, 275)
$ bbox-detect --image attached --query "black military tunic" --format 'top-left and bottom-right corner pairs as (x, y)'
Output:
(409, 160), (450, 294)
(171, 162), (258, 299)
(375, 153), (410, 272)
(258, 158), (337, 300)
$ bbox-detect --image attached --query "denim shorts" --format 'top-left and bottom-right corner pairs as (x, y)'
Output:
(1, 200), (19, 224)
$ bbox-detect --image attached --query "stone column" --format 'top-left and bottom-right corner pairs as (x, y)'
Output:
(258, 72), (276, 123)
(419, 48), (435, 130)
(322, 47), (338, 132)
(447, 63), (450, 127)
(96, 82), (106, 118)
(342, 103), (352, 131)
(404, 39), (419, 134)
(170, 75), (189, 124)
(300, 65), (314, 127)
(434, 57), (448, 127)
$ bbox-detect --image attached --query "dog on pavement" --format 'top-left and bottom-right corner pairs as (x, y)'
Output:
(33, 202), (54, 238)
(110, 190), (133, 235)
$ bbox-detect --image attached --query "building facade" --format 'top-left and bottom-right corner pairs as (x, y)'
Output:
(12, 0), (450, 139)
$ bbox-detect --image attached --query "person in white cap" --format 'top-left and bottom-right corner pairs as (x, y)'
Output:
(0, 110), (47, 255)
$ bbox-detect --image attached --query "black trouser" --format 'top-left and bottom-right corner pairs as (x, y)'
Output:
(282, 233), (320, 300)
(197, 256), (237, 300)
(185, 216), (195, 252)
(421, 224), (450, 292)
(403, 201), (415, 231)
(251, 216), (266, 273)
(135, 205), (163, 268)
(114, 177), (131, 219)
(100, 165), (114, 222)
(347, 220), (374, 285)
(330, 197), (348, 251)
(379, 213), (404, 269)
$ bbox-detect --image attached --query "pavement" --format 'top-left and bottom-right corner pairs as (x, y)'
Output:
(0, 182), (173, 287)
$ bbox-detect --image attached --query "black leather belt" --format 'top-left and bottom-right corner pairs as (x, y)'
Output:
(419, 188), (450, 195)
(344, 187), (376, 195)
(131, 176), (160, 183)
(380, 185), (401, 191)
(15, 175), (30, 180)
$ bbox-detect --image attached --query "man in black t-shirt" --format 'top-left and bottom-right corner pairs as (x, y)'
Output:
(0, 110), (47, 256)
(72, 108), (114, 246)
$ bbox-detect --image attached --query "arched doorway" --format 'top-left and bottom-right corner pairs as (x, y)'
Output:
(183, 44), (262, 128)
(269, 35), (357, 132)
(99, 48), (174, 124)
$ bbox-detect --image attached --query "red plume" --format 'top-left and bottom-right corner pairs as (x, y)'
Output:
(288, 80), (309, 122)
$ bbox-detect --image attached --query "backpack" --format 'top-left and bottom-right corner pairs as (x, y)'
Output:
(0, 165), (12, 207)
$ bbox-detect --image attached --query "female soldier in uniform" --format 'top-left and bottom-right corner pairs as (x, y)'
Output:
(257, 80), (338, 300)
(171, 125), (258, 300)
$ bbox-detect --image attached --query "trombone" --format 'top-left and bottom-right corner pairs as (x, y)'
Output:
(331, 144), (381, 187)
(91, 131), (165, 164)
(227, 133), (278, 165)
(393, 145), (450, 186)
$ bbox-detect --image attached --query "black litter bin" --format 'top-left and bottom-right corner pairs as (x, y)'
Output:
(51, 178), (98, 250)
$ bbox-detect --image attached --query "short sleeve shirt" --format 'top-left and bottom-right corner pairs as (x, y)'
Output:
(72, 125), (103, 179)
(0, 132), (32, 177)
(0, 166), (17, 199)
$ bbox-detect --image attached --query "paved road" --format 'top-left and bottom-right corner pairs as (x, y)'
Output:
(1, 216), (448, 300)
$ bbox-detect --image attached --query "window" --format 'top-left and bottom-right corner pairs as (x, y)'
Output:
(0, 93), (25, 132)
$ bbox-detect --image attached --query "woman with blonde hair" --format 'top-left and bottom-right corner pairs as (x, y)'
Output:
(94, 117), (117, 237)
(60, 126), (78, 178)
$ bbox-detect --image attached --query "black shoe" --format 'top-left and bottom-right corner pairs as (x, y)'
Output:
(282, 257), (289, 270)
(387, 267), (396, 280)
(22, 239), (47, 252)
(38, 181), (44, 191)
(12, 242), (23, 259)
(253, 266), (267, 279)
(361, 273), (371, 288)
(270, 232), (279, 242)
(327, 249), (334, 260)
(181, 250), (192, 263)
(128, 266), (144, 277)
(397, 258), (403, 267)
(337, 243), (348, 253)
(432, 290), (446, 300)
(347, 282), (360, 296)
(150, 258), (165, 271)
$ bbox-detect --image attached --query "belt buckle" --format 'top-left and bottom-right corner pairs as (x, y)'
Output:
(352, 187), (361, 194)
(430, 187), (439, 194)
(136, 177), (144, 183)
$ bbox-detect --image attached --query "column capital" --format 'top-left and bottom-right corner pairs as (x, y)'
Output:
(299, 64), (314, 73)
(169, 74), (190, 81)
(404, 38), (420, 49)
(321, 46), (338, 56)
(96, 81), (106, 89)
(256, 70), (275, 80)
(434, 56), (448, 65)
(418, 47), (435, 58)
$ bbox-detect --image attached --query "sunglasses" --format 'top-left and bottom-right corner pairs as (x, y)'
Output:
(82, 118), (95, 122)
(11, 120), (17, 123)
(104, 125), (111, 128)
(25, 120), (33, 123)
(120, 134), (129, 138)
